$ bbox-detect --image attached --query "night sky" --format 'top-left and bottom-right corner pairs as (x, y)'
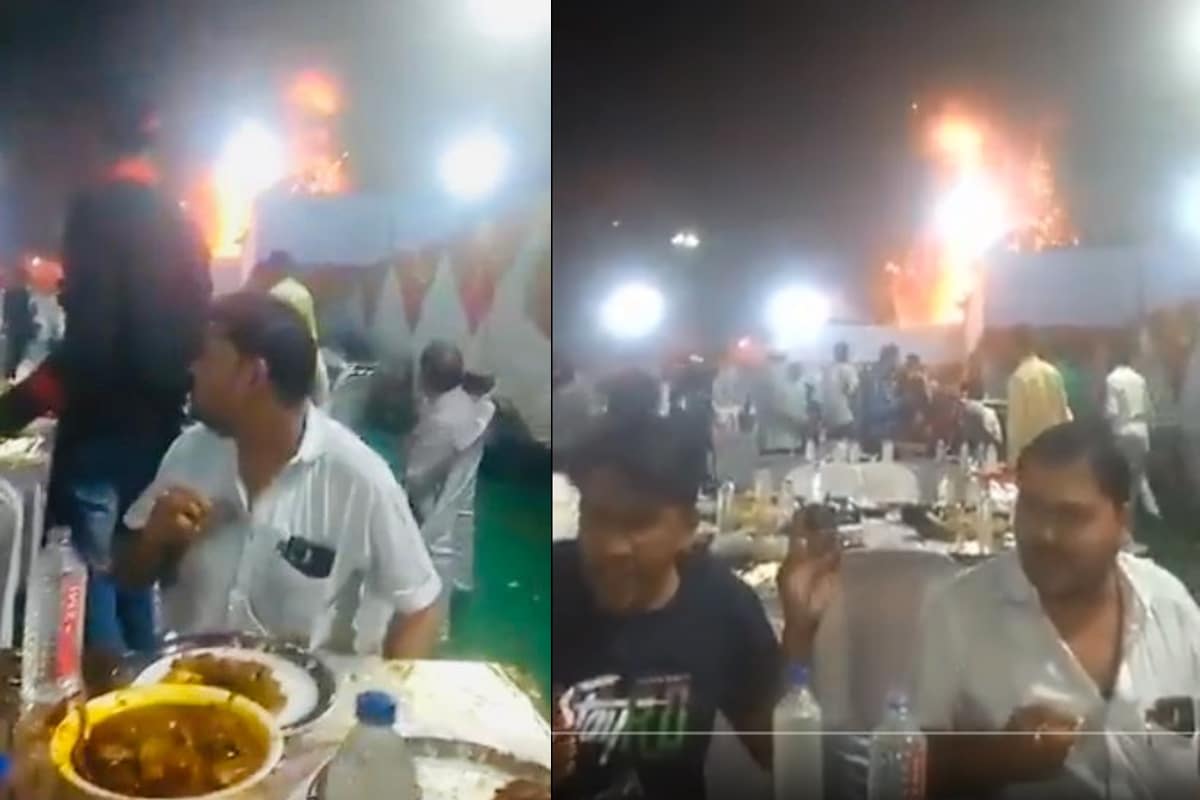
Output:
(554, 0), (1200, 354)
(0, 0), (549, 257)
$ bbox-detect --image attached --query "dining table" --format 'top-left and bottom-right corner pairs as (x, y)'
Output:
(3, 649), (551, 799)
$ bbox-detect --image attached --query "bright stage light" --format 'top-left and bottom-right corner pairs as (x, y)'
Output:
(468, 0), (551, 39)
(671, 230), (700, 249)
(438, 130), (510, 201)
(933, 173), (1008, 259)
(215, 122), (285, 197)
(600, 282), (665, 340)
(765, 286), (831, 348)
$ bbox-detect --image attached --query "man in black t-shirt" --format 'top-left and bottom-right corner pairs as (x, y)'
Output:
(553, 414), (841, 799)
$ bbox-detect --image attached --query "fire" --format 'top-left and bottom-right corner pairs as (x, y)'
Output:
(889, 108), (1077, 326)
(191, 70), (350, 261)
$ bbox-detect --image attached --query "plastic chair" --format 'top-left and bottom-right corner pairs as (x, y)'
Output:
(812, 548), (960, 731)
(859, 462), (922, 506)
(816, 462), (865, 501)
(0, 478), (24, 648)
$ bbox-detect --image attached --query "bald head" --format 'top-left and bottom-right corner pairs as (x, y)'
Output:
(420, 340), (465, 396)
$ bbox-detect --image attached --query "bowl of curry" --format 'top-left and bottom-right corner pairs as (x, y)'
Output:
(49, 683), (283, 799)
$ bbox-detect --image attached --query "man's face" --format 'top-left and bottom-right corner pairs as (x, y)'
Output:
(1014, 457), (1126, 601)
(189, 325), (259, 437)
(576, 467), (693, 614)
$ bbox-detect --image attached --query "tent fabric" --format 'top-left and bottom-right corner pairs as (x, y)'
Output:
(783, 323), (964, 366)
(981, 244), (1200, 329)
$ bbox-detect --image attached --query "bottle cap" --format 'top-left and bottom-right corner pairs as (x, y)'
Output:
(0, 753), (10, 783)
(355, 691), (398, 727)
(787, 663), (811, 687)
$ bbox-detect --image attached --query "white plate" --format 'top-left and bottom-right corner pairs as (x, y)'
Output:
(134, 646), (322, 730)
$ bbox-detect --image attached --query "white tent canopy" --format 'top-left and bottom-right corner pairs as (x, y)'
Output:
(979, 243), (1200, 329)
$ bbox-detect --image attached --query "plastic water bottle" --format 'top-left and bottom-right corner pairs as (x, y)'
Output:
(774, 664), (823, 800)
(325, 691), (421, 800)
(20, 526), (86, 708)
(867, 693), (927, 800)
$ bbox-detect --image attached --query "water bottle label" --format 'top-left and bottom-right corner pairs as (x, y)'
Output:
(56, 572), (85, 683)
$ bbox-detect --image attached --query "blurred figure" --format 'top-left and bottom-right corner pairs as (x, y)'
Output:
(551, 355), (592, 455)
(754, 353), (805, 454)
(1006, 326), (1072, 466)
(604, 368), (662, 425)
(1, 265), (34, 379)
(247, 250), (330, 407)
(1105, 337), (1158, 541)
(860, 344), (901, 452)
(960, 379), (1003, 452)
(0, 96), (212, 654)
(897, 353), (932, 442)
(822, 341), (859, 440)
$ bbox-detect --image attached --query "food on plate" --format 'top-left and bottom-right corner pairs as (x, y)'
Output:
(74, 702), (270, 797)
(493, 778), (551, 800)
(162, 654), (286, 714)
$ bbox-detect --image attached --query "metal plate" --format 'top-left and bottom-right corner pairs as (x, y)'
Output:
(306, 737), (551, 800)
(126, 632), (339, 733)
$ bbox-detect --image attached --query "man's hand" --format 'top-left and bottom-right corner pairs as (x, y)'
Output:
(997, 704), (1081, 783)
(145, 486), (212, 547)
(552, 691), (577, 787)
(776, 511), (841, 641)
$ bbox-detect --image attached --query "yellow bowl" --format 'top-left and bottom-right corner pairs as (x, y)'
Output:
(50, 683), (284, 800)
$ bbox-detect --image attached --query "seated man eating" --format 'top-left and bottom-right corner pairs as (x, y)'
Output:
(116, 292), (443, 657)
(913, 420), (1200, 799)
(554, 413), (838, 799)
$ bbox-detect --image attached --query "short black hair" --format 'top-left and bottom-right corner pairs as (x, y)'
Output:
(605, 369), (660, 422)
(564, 414), (705, 510)
(1017, 419), (1131, 507)
(101, 85), (160, 155)
(419, 340), (465, 394)
(209, 291), (316, 407)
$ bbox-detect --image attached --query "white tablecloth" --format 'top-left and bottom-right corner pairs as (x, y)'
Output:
(266, 658), (548, 799)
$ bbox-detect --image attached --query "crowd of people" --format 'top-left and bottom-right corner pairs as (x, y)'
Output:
(552, 400), (1200, 800)
(0, 98), (505, 663)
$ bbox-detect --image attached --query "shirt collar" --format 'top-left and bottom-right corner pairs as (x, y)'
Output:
(999, 551), (1151, 635)
(292, 404), (326, 464)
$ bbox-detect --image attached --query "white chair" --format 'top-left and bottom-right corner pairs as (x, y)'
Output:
(859, 462), (922, 506)
(813, 549), (960, 731)
(816, 462), (865, 501)
(0, 478), (24, 648)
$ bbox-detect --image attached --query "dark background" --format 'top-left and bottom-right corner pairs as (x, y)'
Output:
(554, 0), (1200, 356)
(0, 0), (549, 258)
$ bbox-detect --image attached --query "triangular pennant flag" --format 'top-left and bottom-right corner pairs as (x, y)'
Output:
(396, 248), (439, 330)
(360, 263), (388, 327)
(450, 217), (522, 333)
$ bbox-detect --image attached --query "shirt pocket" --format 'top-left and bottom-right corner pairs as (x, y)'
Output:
(244, 523), (336, 644)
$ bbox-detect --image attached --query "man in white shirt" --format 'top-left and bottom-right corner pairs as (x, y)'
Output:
(913, 420), (1200, 799)
(823, 341), (859, 440)
(1105, 341), (1159, 537)
(116, 292), (443, 657)
(406, 341), (495, 602)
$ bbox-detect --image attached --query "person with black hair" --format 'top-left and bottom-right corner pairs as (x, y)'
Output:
(1, 265), (34, 379)
(115, 293), (444, 657)
(0, 94), (212, 654)
(902, 420), (1200, 798)
(553, 414), (820, 799)
(246, 250), (330, 406)
(1104, 337), (1158, 545)
(405, 340), (494, 613)
(1006, 326), (1072, 466)
(603, 368), (661, 423)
